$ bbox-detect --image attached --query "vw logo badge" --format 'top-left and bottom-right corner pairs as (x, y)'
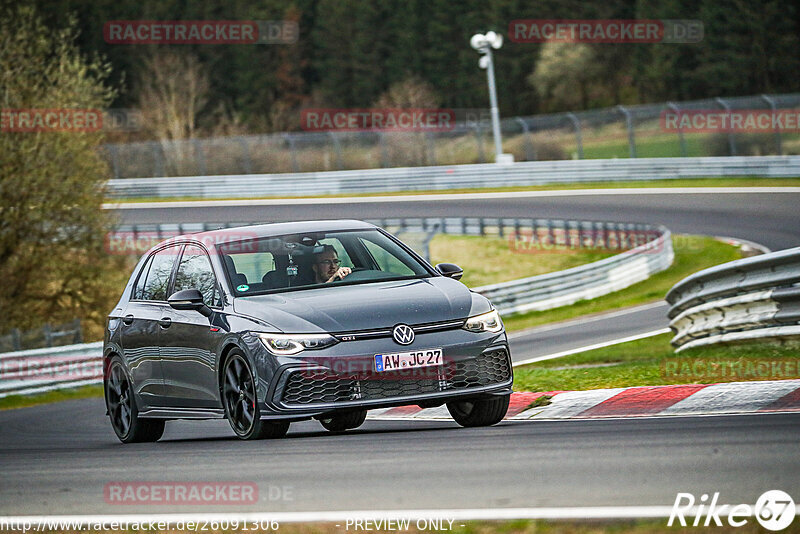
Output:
(392, 324), (415, 345)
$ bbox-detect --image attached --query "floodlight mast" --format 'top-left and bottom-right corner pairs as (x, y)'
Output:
(470, 32), (505, 162)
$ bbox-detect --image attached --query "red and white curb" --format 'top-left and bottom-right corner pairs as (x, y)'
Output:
(366, 379), (800, 421)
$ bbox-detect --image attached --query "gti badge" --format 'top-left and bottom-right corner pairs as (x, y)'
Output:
(392, 324), (415, 345)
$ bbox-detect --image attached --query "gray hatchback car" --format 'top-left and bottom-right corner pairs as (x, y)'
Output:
(103, 220), (513, 442)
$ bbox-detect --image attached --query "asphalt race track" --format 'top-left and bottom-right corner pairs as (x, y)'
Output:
(1, 398), (799, 515)
(112, 189), (800, 250)
(1, 189), (798, 518)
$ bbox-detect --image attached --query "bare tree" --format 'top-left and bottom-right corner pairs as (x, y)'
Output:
(136, 51), (210, 174)
(374, 77), (440, 166)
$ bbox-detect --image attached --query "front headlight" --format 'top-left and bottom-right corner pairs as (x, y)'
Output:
(256, 333), (338, 355)
(463, 309), (503, 333)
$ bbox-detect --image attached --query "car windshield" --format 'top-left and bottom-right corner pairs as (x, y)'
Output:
(217, 229), (431, 295)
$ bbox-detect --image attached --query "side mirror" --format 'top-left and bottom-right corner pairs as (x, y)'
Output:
(435, 263), (463, 281)
(168, 288), (212, 317)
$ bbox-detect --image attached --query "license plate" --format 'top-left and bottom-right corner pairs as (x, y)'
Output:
(374, 348), (443, 372)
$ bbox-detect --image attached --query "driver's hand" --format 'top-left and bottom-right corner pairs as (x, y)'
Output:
(326, 267), (351, 283)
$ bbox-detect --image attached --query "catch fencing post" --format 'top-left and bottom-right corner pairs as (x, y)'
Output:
(761, 94), (783, 155)
(617, 105), (637, 158)
(715, 97), (737, 156)
(667, 102), (687, 157)
(566, 113), (583, 159)
(515, 117), (536, 160)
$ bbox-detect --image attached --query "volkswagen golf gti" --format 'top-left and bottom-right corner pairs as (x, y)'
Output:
(103, 220), (513, 442)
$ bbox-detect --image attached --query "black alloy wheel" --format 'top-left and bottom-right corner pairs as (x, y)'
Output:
(106, 357), (164, 443)
(222, 351), (289, 440)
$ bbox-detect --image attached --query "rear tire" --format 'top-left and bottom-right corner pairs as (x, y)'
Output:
(105, 356), (165, 443)
(319, 410), (367, 432)
(222, 350), (289, 440)
(447, 394), (510, 427)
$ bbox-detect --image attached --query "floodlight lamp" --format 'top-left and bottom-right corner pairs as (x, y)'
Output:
(470, 33), (486, 50)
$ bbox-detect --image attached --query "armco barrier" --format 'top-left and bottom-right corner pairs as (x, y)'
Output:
(666, 247), (800, 351)
(105, 155), (800, 199)
(2, 217), (673, 397)
(0, 342), (103, 398)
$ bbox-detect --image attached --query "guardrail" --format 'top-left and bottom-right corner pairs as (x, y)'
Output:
(105, 155), (800, 199)
(0, 342), (103, 398)
(2, 217), (673, 397)
(666, 247), (800, 351)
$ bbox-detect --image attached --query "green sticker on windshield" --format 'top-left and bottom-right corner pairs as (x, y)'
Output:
(236, 284), (250, 292)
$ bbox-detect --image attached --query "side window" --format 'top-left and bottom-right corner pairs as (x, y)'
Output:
(132, 255), (153, 300)
(360, 238), (415, 275)
(174, 245), (221, 307)
(141, 246), (179, 301)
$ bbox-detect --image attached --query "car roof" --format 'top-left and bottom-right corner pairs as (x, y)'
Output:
(145, 219), (378, 254)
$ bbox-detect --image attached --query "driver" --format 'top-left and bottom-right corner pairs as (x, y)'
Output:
(312, 245), (352, 283)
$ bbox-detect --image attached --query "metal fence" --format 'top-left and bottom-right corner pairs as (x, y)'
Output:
(0, 320), (82, 353)
(102, 93), (800, 179)
(105, 155), (800, 199)
(666, 247), (800, 351)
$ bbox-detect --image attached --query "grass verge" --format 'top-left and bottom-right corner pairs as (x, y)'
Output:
(513, 333), (800, 392)
(429, 234), (615, 288)
(502, 235), (742, 332)
(107, 176), (800, 204)
(0, 384), (103, 411)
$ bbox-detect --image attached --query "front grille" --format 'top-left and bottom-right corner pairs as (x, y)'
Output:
(332, 319), (464, 342)
(280, 348), (511, 406)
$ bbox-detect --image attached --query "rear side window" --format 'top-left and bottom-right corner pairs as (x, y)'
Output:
(141, 246), (179, 301)
(174, 245), (221, 307)
(132, 255), (153, 300)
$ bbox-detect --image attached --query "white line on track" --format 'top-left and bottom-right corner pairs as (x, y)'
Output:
(104, 187), (800, 210)
(513, 328), (672, 367)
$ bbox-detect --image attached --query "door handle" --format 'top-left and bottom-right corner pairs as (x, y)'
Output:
(159, 317), (172, 329)
(122, 315), (134, 325)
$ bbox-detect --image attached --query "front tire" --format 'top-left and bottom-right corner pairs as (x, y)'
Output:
(319, 410), (367, 432)
(222, 351), (289, 440)
(447, 394), (510, 427)
(105, 356), (165, 443)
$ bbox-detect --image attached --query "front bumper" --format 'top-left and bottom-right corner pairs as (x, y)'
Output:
(254, 329), (513, 419)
